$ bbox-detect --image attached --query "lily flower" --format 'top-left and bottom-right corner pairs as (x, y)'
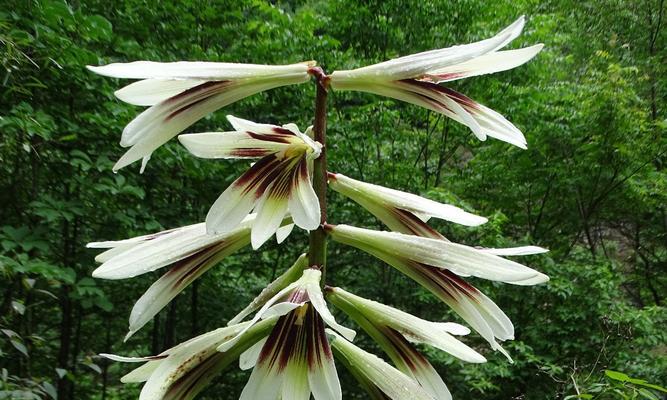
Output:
(87, 215), (292, 339)
(328, 172), (487, 235)
(329, 16), (543, 148)
(328, 329), (434, 400)
(87, 60), (315, 172)
(326, 224), (548, 359)
(217, 268), (355, 400)
(100, 318), (276, 400)
(179, 115), (322, 249)
(327, 286), (485, 400)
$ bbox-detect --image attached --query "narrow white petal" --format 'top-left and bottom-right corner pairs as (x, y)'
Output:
(251, 187), (290, 249)
(329, 330), (433, 400)
(206, 156), (285, 234)
(302, 270), (356, 341)
(288, 162), (321, 230)
(437, 322), (471, 336)
(329, 225), (544, 283)
(329, 287), (483, 363)
(330, 173), (487, 226)
(276, 223), (295, 244)
(239, 361), (283, 400)
(88, 61), (313, 80)
(511, 272), (550, 285)
(99, 353), (163, 363)
(409, 359), (452, 400)
(308, 344), (342, 400)
(126, 237), (247, 339)
(178, 131), (286, 159)
(121, 361), (161, 383)
(261, 302), (304, 319)
(139, 324), (249, 400)
(92, 224), (205, 279)
(93, 243), (140, 263)
(226, 115), (287, 135)
(330, 17), (526, 81)
(481, 245), (549, 256)
(282, 362), (311, 400)
(427, 44), (544, 82)
(114, 79), (205, 106)
(239, 337), (267, 371)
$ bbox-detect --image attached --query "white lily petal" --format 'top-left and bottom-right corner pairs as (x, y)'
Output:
(261, 302), (304, 319)
(329, 287), (484, 363)
(480, 245), (549, 256)
(92, 218), (254, 280)
(121, 361), (161, 383)
(251, 187), (290, 249)
(329, 330), (433, 400)
(329, 224), (544, 284)
(330, 173), (487, 226)
(427, 44), (544, 82)
(87, 60), (314, 80)
(303, 271), (356, 342)
(276, 223), (295, 244)
(114, 78), (205, 106)
(178, 131), (289, 159)
(126, 235), (248, 340)
(437, 322), (471, 336)
(239, 358), (284, 400)
(239, 337), (267, 371)
(401, 264), (515, 356)
(330, 17), (525, 82)
(288, 161), (321, 230)
(139, 323), (251, 400)
(282, 361), (311, 400)
(308, 338), (342, 400)
(93, 243), (140, 263)
(226, 115), (293, 135)
(99, 353), (166, 363)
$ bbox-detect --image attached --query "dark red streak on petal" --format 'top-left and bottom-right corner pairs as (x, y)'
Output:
(166, 80), (229, 104)
(247, 131), (292, 144)
(229, 148), (272, 158)
(272, 126), (297, 136)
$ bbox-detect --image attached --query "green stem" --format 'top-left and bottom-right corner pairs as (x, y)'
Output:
(308, 68), (330, 282)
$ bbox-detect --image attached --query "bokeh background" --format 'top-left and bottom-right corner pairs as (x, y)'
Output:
(1, 0), (665, 398)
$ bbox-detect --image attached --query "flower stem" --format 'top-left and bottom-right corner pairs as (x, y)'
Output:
(308, 68), (330, 282)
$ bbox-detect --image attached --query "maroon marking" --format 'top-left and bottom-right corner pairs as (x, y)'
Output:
(165, 80), (229, 103)
(400, 79), (479, 111)
(392, 208), (445, 239)
(247, 130), (292, 143)
(165, 96), (211, 121)
(234, 154), (278, 188)
(229, 148), (271, 158)
(272, 126), (297, 136)
(252, 158), (292, 199)
(164, 80), (232, 121)
(420, 72), (465, 82)
(440, 269), (481, 297)
(165, 352), (224, 398)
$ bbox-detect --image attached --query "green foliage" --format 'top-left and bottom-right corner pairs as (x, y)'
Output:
(0, 0), (665, 399)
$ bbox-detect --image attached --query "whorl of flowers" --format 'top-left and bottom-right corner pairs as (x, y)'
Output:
(88, 16), (547, 400)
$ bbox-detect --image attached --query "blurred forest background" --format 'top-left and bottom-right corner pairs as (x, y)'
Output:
(1, 0), (666, 399)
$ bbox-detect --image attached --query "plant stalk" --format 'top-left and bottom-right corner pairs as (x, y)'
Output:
(308, 68), (330, 282)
